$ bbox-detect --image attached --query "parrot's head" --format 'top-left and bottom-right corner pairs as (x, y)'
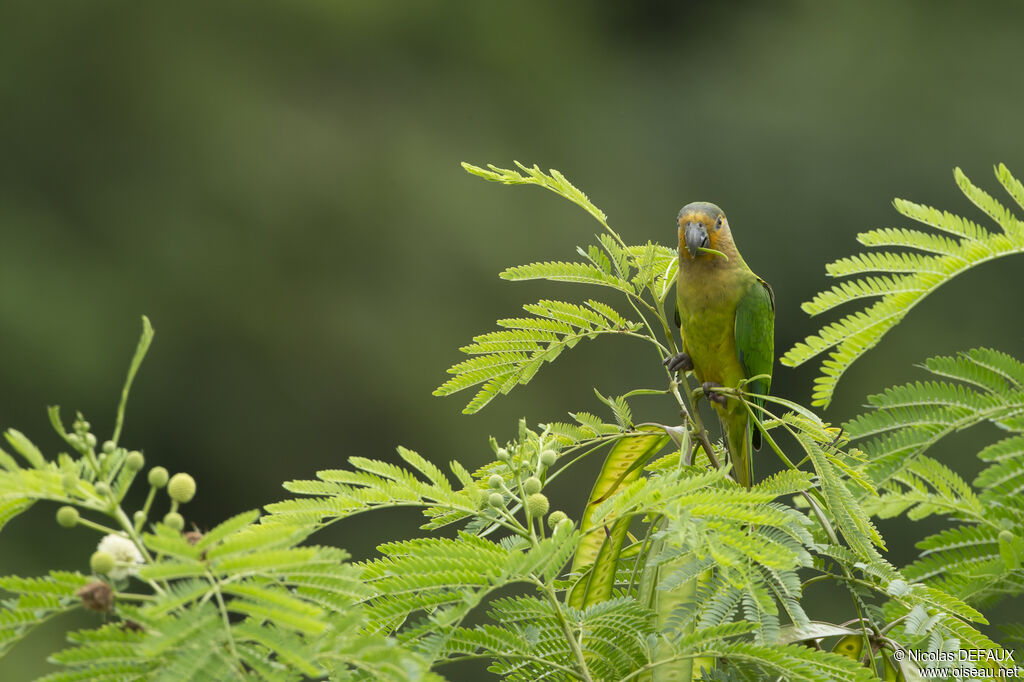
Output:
(676, 202), (731, 260)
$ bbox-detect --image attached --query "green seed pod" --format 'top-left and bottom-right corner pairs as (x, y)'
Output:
(125, 451), (145, 471)
(523, 477), (542, 495)
(94, 482), (111, 498)
(56, 506), (80, 528)
(488, 474), (504, 489)
(488, 492), (505, 508)
(832, 634), (863, 661)
(539, 449), (557, 467)
(147, 466), (169, 488)
(102, 440), (117, 455)
(167, 473), (197, 503)
(496, 448), (509, 461)
(163, 512), (185, 531)
(133, 510), (146, 526)
(90, 550), (116, 575)
(525, 493), (549, 519)
(547, 511), (567, 528)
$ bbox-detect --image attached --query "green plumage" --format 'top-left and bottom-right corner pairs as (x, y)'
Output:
(674, 202), (774, 488)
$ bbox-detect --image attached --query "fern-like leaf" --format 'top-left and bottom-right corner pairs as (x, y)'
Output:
(782, 165), (1024, 407)
(0, 571), (90, 658)
(435, 298), (641, 413)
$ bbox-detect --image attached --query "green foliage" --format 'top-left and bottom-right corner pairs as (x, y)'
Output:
(433, 297), (643, 414)
(437, 162), (678, 415)
(782, 164), (1024, 407)
(0, 572), (90, 659)
(845, 345), (1024, 617)
(2, 163), (1021, 681)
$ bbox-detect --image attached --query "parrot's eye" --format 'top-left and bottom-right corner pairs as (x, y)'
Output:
(715, 216), (723, 230)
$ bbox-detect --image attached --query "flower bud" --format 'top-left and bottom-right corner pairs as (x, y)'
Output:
(547, 511), (567, 528)
(488, 492), (505, 508)
(163, 512), (185, 531)
(102, 440), (117, 455)
(90, 550), (116, 575)
(85, 433), (97, 448)
(125, 451), (145, 471)
(539, 449), (557, 467)
(488, 474), (504, 489)
(525, 493), (549, 519)
(523, 477), (542, 495)
(167, 473), (196, 504)
(94, 482), (111, 498)
(496, 448), (509, 461)
(147, 466), (169, 488)
(62, 471), (78, 492)
(133, 510), (146, 526)
(56, 506), (80, 528)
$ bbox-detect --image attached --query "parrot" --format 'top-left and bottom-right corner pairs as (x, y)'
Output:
(664, 202), (775, 488)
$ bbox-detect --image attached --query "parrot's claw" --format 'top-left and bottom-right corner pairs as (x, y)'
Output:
(663, 352), (694, 373)
(702, 381), (728, 406)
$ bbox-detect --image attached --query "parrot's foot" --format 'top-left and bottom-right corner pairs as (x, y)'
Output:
(663, 352), (694, 373)
(702, 381), (728, 406)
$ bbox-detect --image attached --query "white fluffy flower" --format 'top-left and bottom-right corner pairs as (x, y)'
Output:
(96, 534), (144, 580)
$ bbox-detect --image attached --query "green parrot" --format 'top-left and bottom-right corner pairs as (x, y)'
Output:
(665, 202), (775, 488)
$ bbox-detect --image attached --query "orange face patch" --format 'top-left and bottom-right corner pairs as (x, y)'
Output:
(677, 210), (726, 256)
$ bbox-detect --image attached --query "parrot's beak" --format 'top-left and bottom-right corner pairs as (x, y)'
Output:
(683, 221), (709, 258)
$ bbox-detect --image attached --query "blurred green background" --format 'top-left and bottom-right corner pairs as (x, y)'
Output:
(2, 1), (1023, 678)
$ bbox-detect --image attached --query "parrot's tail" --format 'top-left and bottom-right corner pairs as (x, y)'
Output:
(726, 415), (753, 489)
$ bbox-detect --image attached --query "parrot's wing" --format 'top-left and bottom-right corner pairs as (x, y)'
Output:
(734, 277), (775, 448)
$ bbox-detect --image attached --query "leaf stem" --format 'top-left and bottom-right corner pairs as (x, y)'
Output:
(112, 316), (154, 445)
(206, 568), (243, 673)
(668, 376), (719, 470)
(534, 576), (594, 682)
